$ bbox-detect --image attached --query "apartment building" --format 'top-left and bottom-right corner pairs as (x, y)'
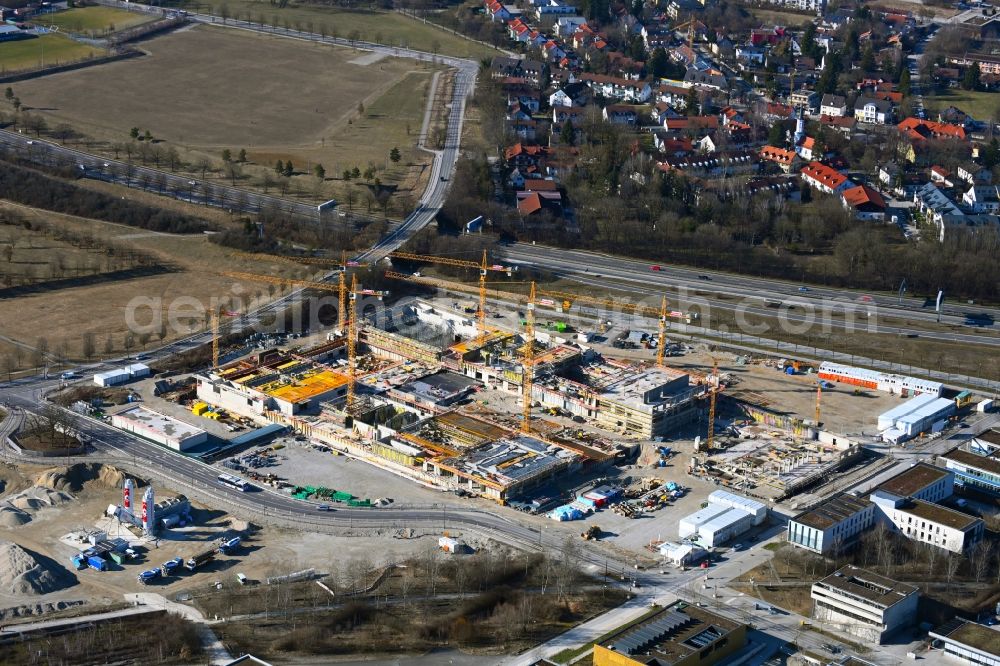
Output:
(870, 490), (983, 554)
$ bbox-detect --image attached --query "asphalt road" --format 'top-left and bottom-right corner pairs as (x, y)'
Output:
(502, 243), (1000, 342)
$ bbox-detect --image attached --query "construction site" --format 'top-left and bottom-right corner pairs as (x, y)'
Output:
(66, 250), (986, 542)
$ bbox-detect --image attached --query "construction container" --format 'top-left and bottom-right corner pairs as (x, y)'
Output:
(87, 555), (108, 572)
(877, 394), (938, 431)
(70, 554), (86, 570)
(978, 399), (994, 413)
(678, 505), (730, 539)
(707, 490), (767, 526)
(895, 398), (956, 438)
(109, 552), (125, 566)
(192, 402), (210, 416)
(697, 508), (754, 548)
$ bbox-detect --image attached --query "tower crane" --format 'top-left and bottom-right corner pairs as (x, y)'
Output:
(815, 381), (822, 426)
(522, 281), (536, 434)
(387, 250), (517, 340)
(705, 357), (719, 452)
(656, 296), (669, 368)
(346, 274), (387, 412)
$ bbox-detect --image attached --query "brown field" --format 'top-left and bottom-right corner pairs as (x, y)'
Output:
(13, 25), (435, 205)
(0, 202), (313, 366)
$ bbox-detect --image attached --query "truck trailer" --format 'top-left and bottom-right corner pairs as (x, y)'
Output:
(185, 549), (216, 571)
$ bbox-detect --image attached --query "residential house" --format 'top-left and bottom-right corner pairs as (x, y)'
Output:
(548, 81), (589, 108)
(552, 106), (588, 127)
(602, 104), (638, 126)
(553, 15), (587, 36)
(796, 135), (819, 161)
(842, 184), (887, 221)
(508, 102), (534, 122)
(663, 115), (720, 136)
(957, 163), (992, 185)
(962, 185), (1000, 213)
(684, 68), (727, 91)
(790, 88), (819, 112)
(818, 114), (857, 136)
(650, 101), (682, 125)
(510, 118), (537, 140)
(505, 143), (547, 169)
(578, 73), (652, 102)
(898, 117), (967, 141)
(801, 161), (852, 194)
(759, 145), (799, 173)
(820, 94), (848, 117)
(506, 85), (542, 113)
(534, 0), (577, 21)
(855, 97), (895, 125)
(658, 151), (758, 178)
(765, 0), (826, 13)
(653, 134), (693, 156)
(491, 57), (548, 87)
(735, 44), (765, 65)
(930, 165), (954, 187)
(656, 84), (692, 109)
(764, 102), (794, 121)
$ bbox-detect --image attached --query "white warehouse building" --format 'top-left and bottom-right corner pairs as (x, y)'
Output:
(111, 406), (208, 451)
(94, 363), (150, 387)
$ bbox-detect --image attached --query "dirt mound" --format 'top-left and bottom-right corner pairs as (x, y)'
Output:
(0, 540), (70, 595)
(0, 505), (30, 528)
(8, 487), (73, 511)
(0, 599), (85, 620)
(34, 463), (130, 493)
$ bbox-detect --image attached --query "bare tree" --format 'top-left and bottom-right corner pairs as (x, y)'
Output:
(972, 541), (993, 583)
(945, 553), (962, 584)
(81, 332), (95, 360)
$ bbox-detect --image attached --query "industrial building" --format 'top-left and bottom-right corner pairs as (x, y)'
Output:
(941, 444), (1000, 496)
(111, 406), (207, 451)
(787, 493), (876, 555)
(870, 490), (983, 554)
(818, 362), (943, 397)
(811, 565), (919, 644)
(592, 601), (746, 666)
(877, 394), (940, 431)
(678, 491), (764, 548)
(929, 618), (1000, 666)
(94, 363), (150, 387)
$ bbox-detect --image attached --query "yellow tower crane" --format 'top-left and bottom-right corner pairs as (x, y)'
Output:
(387, 250), (517, 340)
(656, 296), (669, 368)
(705, 357), (719, 452)
(522, 281), (536, 434)
(815, 381), (822, 426)
(346, 274), (388, 412)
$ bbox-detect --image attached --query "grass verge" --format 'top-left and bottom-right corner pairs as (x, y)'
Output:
(0, 33), (105, 72)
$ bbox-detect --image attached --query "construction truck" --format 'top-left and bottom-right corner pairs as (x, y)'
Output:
(581, 525), (602, 540)
(185, 549), (216, 571)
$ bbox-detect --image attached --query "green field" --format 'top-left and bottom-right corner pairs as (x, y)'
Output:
(35, 6), (154, 34)
(925, 88), (1000, 122)
(0, 34), (105, 73)
(179, 0), (500, 59)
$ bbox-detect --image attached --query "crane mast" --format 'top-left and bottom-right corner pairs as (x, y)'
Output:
(522, 281), (536, 434)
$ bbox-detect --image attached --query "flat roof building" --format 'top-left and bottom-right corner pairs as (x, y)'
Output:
(111, 406), (208, 452)
(811, 565), (919, 644)
(875, 463), (954, 503)
(593, 601), (747, 666)
(787, 493), (876, 555)
(929, 618), (1000, 666)
(941, 446), (1000, 496)
(871, 491), (983, 554)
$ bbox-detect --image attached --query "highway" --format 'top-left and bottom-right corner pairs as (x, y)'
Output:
(502, 243), (1000, 340)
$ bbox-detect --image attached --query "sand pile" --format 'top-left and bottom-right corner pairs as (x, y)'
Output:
(35, 463), (128, 492)
(8, 487), (73, 511)
(0, 540), (69, 595)
(0, 505), (30, 528)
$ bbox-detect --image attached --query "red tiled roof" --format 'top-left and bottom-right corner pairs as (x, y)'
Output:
(759, 146), (797, 165)
(524, 179), (558, 191)
(518, 192), (543, 215)
(801, 161), (848, 189)
(842, 184), (885, 210)
(898, 117), (966, 140)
